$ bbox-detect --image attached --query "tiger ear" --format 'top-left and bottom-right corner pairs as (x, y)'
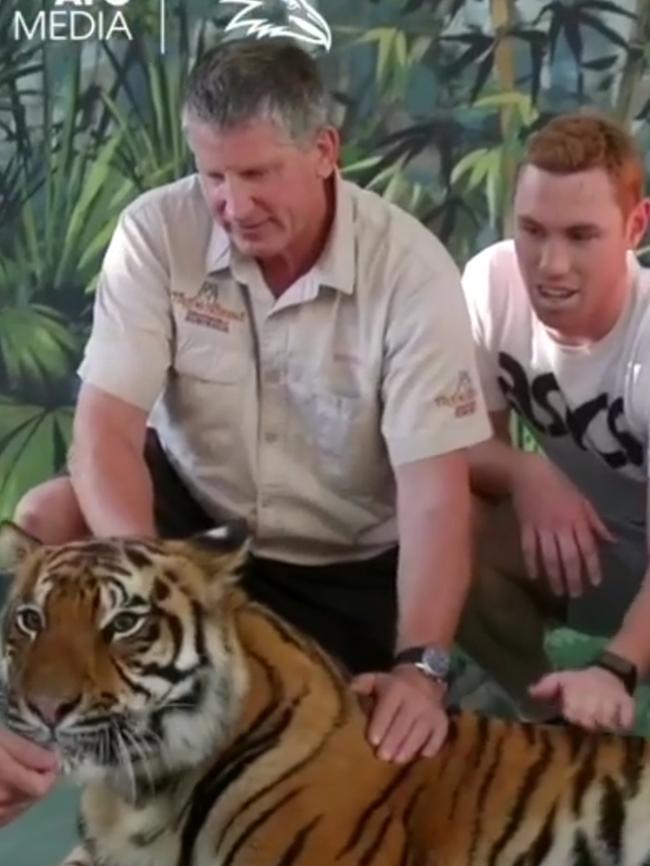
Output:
(191, 520), (249, 555)
(189, 521), (250, 598)
(0, 521), (42, 574)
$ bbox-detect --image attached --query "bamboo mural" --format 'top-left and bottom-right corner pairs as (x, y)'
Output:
(0, 0), (648, 520)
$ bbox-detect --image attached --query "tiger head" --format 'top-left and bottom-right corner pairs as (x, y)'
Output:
(0, 522), (249, 794)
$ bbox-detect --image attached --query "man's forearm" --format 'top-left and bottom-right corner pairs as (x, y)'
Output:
(69, 437), (156, 537)
(607, 562), (650, 678)
(395, 461), (472, 652)
(466, 435), (531, 499)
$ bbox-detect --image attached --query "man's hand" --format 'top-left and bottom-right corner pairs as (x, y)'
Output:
(512, 456), (615, 597)
(529, 668), (635, 731)
(0, 728), (58, 827)
(351, 666), (448, 763)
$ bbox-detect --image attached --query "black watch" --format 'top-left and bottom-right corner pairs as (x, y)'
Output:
(393, 645), (451, 684)
(592, 650), (638, 695)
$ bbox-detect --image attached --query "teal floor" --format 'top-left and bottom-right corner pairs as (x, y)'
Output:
(2, 628), (650, 864)
(0, 782), (79, 866)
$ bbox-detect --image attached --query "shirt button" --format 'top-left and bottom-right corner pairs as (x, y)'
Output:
(264, 432), (278, 444)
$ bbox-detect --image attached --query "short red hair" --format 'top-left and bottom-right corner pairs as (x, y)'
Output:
(522, 113), (645, 217)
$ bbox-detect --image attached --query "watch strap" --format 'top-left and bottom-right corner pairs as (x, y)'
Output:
(393, 645), (451, 684)
(592, 650), (637, 695)
(393, 646), (426, 667)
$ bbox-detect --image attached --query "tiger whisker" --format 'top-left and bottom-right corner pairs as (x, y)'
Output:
(113, 722), (137, 803)
(100, 729), (111, 767)
(122, 727), (155, 793)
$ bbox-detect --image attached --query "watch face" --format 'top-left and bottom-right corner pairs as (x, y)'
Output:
(421, 647), (451, 678)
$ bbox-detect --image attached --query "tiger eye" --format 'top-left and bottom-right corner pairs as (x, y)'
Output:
(111, 612), (141, 634)
(16, 607), (43, 633)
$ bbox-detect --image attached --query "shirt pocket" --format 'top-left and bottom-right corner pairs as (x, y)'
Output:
(287, 369), (361, 484)
(174, 334), (249, 384)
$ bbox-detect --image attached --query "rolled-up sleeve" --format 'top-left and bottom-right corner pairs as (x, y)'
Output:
(381, 244), (491, 466)
(78, 207), (172, 411)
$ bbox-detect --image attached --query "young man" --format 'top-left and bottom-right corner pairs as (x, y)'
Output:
(9, 36), (489, 800)
(461, 113), (650, 730)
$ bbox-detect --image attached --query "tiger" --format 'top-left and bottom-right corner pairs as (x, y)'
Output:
(1, 520), (650, 866)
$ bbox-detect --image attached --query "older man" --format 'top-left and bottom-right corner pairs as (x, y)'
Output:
(9, 38), (489, 811)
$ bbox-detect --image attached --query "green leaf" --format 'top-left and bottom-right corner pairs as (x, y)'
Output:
(485, 151), (502, 226)
(0, 398), (73, 521)
(58, 134), (125, 286)
(473, 91), (538, 126)
(579, 11), (633, 52)
(394, 31), (408, 70)
(578, 0), (636, 21)
(0, 305), (78, 391)
(341, 155), (384, 175)
(450, 148), (490, 185)
(383, 169), (403, 203)
(468, 151), (494, 190)
(409, 35), (433, 65)
(581, 54), (619, 71)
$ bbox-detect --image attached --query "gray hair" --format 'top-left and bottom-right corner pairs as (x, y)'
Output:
(183, 39), (330, 143)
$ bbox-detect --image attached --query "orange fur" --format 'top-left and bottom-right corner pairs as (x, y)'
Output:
(1, 527), (649, 866)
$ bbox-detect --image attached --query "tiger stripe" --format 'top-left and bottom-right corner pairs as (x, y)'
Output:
(486, 733), (554, 865)
(220, 787), (304, 866)
(275, 816), (323, 866)
(3, 528), (650, 866)
(571, 737), (599, 815)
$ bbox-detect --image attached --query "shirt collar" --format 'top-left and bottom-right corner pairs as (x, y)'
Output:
(311, 172), (355, 295)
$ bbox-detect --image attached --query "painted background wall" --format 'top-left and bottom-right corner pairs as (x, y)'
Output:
(1, 0), (649, 519)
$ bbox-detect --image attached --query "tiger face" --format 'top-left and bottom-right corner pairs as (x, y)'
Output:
(0, 522), (249, 791)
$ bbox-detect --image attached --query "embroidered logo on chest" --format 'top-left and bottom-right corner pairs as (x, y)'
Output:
(171, 285), (246, 334)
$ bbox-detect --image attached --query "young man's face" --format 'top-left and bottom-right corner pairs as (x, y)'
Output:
(185, 116), (338, 261)
(514, 165), (648, 341)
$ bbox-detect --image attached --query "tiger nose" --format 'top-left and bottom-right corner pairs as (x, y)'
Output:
(27, 694), (81, 726)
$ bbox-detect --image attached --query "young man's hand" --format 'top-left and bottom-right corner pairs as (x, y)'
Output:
(512, 455), (615, 597)
(0, 728), (58, 827)
(530, 668), (635, 731)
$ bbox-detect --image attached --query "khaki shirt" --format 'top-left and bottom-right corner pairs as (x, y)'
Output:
(79, 174), (490, 564)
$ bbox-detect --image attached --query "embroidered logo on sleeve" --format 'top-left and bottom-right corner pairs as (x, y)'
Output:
(434, 371), (477, 418)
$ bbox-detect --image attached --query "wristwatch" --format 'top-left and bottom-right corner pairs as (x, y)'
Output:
(592, 650), (638, 695)
(393, 645), (451, 684)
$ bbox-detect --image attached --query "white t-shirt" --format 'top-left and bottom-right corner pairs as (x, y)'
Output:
(78, 173), (490, 565)
(462, 239), (650, 634)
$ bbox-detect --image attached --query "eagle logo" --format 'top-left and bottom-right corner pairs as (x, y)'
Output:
(220, 0), (332, 51)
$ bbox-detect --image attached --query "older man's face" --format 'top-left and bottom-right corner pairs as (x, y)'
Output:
(186, 116), (338, 262)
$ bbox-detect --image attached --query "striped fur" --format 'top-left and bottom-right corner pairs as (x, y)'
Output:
(1, 525), (650, 866)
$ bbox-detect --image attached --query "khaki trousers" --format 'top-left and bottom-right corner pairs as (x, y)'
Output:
(457, 498), (565, 717)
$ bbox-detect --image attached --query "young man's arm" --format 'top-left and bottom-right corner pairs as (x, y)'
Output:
(606, 483), (650, 678)
(69, 384), (156, 537)
(467, 413), (613, 595)
(528, 484), (650, 731)
(466, 410), (518, 497)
